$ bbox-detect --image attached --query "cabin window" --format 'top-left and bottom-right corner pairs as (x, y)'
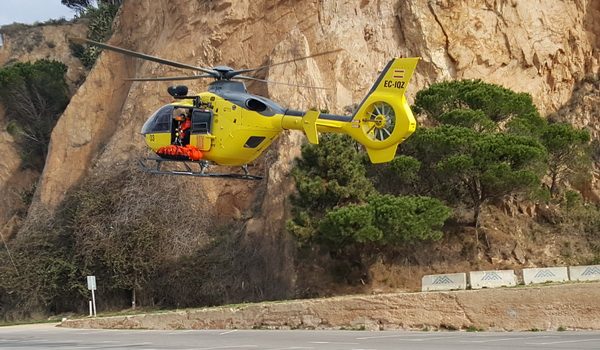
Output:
(244, 136), (265, 148)
(141, 105), (173, 134)
(191, 109), (212, 134)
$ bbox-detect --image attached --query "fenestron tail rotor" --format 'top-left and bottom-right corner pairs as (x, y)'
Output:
(362, 102), (396, 141)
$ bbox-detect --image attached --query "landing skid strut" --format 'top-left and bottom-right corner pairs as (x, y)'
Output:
(138, 157), (263, 180)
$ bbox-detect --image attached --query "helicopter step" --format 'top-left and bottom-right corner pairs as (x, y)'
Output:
(138, 157), (263, 180)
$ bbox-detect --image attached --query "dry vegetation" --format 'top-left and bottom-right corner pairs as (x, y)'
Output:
(0, 162), (301, 320)
(1, 165), (208, 319)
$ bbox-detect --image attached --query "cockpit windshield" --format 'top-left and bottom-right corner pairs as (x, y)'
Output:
(141, 105), (174, 134)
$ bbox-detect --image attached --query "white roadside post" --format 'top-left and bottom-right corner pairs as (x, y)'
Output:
(87, 276), (97, 317)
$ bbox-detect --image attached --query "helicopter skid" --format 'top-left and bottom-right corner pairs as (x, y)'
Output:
(138, 157), (263, 180)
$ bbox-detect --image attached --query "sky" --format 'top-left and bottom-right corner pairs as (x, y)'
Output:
(0, 0), (76, 27)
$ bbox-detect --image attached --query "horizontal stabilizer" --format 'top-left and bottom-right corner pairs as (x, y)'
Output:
(302, 110), (320, 144)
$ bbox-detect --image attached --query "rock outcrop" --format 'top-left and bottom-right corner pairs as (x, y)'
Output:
(399, 0), (599, 114)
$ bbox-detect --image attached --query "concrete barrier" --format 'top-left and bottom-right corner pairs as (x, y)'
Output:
(421, 273), (467, 291)
(469, 270), (517, 289)
(569, 265), (600, 282)
(523, 267), (568, 285)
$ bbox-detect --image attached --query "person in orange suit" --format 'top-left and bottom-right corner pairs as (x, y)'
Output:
(174, 109), (191, 145)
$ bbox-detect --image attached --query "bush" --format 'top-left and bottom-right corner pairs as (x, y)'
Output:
(318, 195), (450, 248)
(369, 155), (421, 195)
(70, 3), (120, 68)
(413, 79), (539, 125)
(288, 134), (375, 243)
(0, 59), (69, 170)
(540, 122), (591, 197)
(67, 165), (210, 308)
(0, 210), (83, 320)
(0, 165), (210, 318)
(288, 134), (452, 250)
(397, 126), (546, 225)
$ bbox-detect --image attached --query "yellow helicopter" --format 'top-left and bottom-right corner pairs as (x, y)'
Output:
(73, 38), (419, 180)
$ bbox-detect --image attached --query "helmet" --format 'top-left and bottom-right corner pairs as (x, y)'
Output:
(173, 108), (187, 121)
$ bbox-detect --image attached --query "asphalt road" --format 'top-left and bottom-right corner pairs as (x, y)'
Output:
(1, 323), (600, 350)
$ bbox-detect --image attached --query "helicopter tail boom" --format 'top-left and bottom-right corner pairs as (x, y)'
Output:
(281, 58), (419, 163)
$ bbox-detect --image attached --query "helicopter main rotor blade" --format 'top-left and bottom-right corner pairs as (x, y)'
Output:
(70, 37), (217, 75)
(125, 74), (214, 82)
(227, 48), (343, 78)
(235, 75), (331, 90)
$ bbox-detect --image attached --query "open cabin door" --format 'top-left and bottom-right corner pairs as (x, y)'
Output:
(190, 108), (214, 151)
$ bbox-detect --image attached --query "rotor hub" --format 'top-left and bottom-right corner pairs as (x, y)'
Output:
(212, 66), (234, 72)
(374, 114), (386, 128)
(212, 66), (235, 80)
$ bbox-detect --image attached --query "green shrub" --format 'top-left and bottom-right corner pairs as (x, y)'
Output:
(540, 123), (590, 197)
(288, 134), (451, 249)
(0, 59), (69, 170)
(370, 155), (421, 195)
(399, 126), (546, 225)
(413, 79), (539, 126)
(318, 195), (450, 248)
(70, 3), (120, 68)
(288, 134), (375, 243)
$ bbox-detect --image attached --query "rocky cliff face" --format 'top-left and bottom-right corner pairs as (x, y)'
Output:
(5, 0), (599, 296)
(400, 0), (599, 114)
(0, 103), (30, 239)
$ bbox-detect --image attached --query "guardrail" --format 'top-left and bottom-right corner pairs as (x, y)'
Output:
(469, 270), (517, 289)
(569, 265), (600, 281)
(421, 273), (467, 291)
(421, 264), (600, 292)
(523, 267), (569, 285)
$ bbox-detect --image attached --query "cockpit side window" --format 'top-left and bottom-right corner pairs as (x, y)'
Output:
(141, 105), (174, 134)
